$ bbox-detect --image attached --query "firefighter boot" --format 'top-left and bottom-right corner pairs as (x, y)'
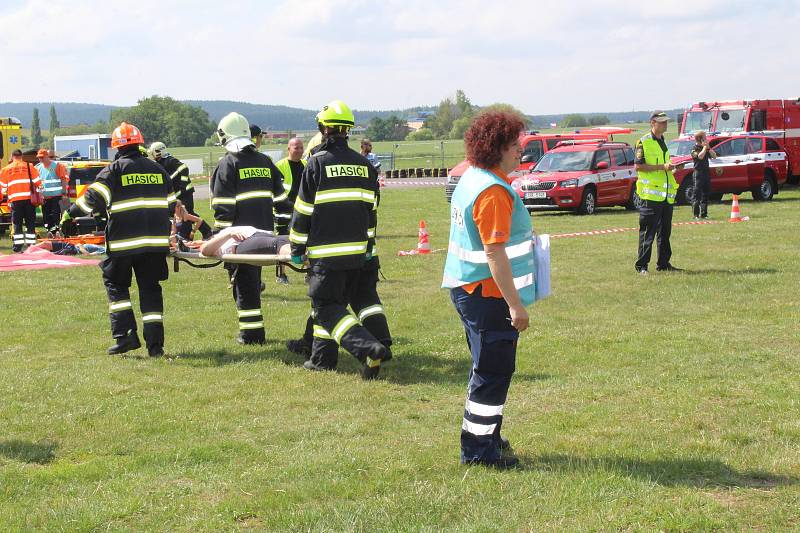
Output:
(360, 342), (390, 381)
(148, 345), (164, 358)
(108, 331), (142, 355)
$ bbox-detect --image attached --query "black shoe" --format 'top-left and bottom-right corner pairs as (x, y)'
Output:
(286, 338), (311, 358)
(148, 345), (164, 358)
(303, 359), (332, 372)
(108, 332), (141, 355)
(635, 268), (648, 276)
(461, 455), (520, 469)
(361, 359), (381, 381)
(276, 275), (289, 285)
(498, 437), (511, 451)
(237, 334), (264, 346)
(656, 264), (683, 272)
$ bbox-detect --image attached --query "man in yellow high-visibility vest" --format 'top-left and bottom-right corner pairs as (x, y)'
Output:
(633, 111), (685, 274)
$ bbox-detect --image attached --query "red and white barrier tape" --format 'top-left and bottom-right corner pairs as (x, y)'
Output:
(551, 219), (721, 239)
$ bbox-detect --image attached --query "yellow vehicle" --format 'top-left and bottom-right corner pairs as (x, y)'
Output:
(0, 117), (23, 168)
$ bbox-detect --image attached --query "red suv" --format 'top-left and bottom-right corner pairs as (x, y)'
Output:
(445, 131), (618, 202)
(668, 134), (788, 202)
(511, 140), (639, 214)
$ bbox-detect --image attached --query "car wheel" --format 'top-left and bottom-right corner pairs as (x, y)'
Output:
(752, 173), (776, 201)
(625, 186), (643, 210)
(677, 182), (694, 206)
(577, 187), (596, 215)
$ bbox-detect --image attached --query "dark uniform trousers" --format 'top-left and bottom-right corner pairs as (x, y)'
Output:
(10, 200), (37, 251)
(635, 199), (673, 271)
(311, 259), (392, 367)
(692, 171), (711, 218)
(307, 262), (389, 369)
(101, 252), (168, 350)
(450, 286), (518, 463)
(229, 263), (265, 343)
(42, 196), (63, 232)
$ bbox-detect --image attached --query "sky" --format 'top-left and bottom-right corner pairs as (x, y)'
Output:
(2, 0), (799, 115)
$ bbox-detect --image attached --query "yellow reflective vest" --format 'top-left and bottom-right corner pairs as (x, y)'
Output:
(636, 134), (678, 204)
(275, 157), (306, 189)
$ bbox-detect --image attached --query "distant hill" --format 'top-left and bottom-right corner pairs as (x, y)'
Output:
(0, 101), (684, 131)
(0, 101), (437, 131)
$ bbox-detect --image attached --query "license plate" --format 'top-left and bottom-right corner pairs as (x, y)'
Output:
(525, 191), (547, 199)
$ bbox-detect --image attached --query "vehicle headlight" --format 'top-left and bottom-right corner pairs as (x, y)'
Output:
(560, 179), (578, 188)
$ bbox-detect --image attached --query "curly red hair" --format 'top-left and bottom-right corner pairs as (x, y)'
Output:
(464, 111), (525, 169)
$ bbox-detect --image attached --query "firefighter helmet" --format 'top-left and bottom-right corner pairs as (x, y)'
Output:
(111, 122), (145, 149)
(217, 112), (254, 152)
(316, 100), (355, 128)
(148, 141), (167, 158)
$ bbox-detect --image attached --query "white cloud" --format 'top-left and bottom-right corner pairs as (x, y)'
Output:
(1, 0), (798, 114)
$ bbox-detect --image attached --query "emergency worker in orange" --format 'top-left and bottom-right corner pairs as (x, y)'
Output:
(443, 111), (535, 469)
(0, 149), (42, 252)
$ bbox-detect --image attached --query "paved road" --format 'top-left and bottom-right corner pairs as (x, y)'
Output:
(193, 177), (445, 200)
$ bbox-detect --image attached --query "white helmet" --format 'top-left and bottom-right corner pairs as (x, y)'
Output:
(217, 112), (254, 153)
(148, 141), (167, 158)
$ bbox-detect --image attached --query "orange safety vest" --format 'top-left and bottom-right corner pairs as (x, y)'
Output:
(0, 161), (42, 203)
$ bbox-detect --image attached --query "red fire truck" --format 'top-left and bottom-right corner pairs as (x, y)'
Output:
(679, 99), (800, 180)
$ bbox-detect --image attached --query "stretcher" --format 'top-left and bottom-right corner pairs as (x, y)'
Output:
(170, 250), (307, 273)
(37, 234), (106, 245)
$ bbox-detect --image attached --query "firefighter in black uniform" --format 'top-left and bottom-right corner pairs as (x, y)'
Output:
(148, 142), (212, 239)
(289, 100), (391, 379)
(60, 122), (175, 356)
(210, 112), (287, 345)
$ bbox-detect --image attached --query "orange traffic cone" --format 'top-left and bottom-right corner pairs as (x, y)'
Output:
(729, 194), (744, 222)
(416, 220), (431, 253)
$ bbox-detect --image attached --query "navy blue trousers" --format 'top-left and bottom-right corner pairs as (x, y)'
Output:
(451, 286), (518, 463)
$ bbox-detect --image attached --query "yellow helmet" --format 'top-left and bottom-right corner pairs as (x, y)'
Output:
(316, 100), (355, 128)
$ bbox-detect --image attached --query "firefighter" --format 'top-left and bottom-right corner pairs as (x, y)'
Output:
(60, 122), (175, 356)
(35, 149), (68, 234)
(0, 149), (42, 252)
(210, 112), (287, 345)
(289, 100), (390, 379)
(273, 137), (305, 284)
(148, 142), (212, 239)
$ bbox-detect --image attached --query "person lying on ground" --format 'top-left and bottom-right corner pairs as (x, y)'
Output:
(26, 240), (105, 255)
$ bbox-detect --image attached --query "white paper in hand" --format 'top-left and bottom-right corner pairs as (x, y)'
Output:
(534, 234), (551, 301)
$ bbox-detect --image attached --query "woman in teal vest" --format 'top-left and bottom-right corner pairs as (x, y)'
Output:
(442, 111), (534, 469)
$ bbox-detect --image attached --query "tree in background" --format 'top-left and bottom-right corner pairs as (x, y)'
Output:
(365, 115), (409, 141)
(425, 89), (476, 139)
(30, 108), (43, 148)
(48, 105), (60, 149)
(561, 114), (588, 128)
(406, 128), (434, 141)
(110, 95), (215, 147)
(589, 115), (610, 126)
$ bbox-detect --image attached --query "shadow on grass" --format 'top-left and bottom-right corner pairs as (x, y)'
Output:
(682, 268), (778, 276)
(530, 453), (797, 488)
(0, 439), (58, 464)
(172, 341), (291, 366)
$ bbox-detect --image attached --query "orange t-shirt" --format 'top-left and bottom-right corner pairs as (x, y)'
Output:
(462, 168), (514, 298)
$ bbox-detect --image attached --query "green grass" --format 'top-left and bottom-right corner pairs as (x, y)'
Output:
(1, 186), (799, 531)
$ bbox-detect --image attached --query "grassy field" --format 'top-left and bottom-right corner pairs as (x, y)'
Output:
(2, 185), (799, 531)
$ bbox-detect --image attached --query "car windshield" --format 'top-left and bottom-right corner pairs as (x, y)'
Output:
(533, 151), (593, 172)
(715, 109), (746, 132)
(667, 139), (695, 157)
(684, 111), (713, 132)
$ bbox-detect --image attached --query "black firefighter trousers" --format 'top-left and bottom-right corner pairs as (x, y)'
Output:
(307, 260), (391, 370)
(228, 263), (265, 343)
(101, 252), (168, 350)
(635, 200), (673, 272)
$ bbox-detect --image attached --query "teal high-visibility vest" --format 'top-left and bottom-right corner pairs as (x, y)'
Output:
(636, 134), (679, 203)
(442, 166), (536, 306)
(35, 161), (64, 198)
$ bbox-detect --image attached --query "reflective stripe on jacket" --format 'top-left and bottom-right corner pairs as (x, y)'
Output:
(0, 161), (41, 203)
(442, 166), (536, 306)
(35, 162), (66, 198)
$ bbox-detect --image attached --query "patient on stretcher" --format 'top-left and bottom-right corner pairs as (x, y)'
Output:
(184, 226), (291, 258)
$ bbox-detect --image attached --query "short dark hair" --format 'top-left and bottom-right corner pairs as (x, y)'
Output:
(464, 112), (524, 169)
(11, 149), (23, 157)
(249, 125), (262, 138)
